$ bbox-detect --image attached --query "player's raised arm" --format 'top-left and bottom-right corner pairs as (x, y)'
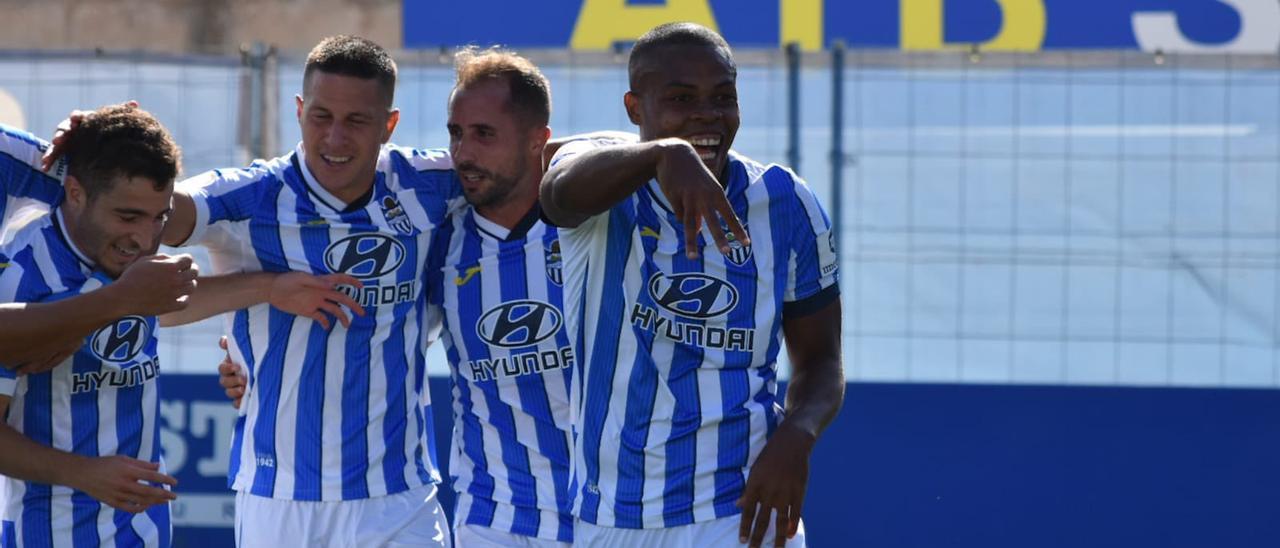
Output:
(0, 396), (178, 514)
(541, 135), (748, 258)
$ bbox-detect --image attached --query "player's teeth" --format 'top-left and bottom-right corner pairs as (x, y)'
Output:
(324, 155), (351, 163)
(690, 137), (720, 146)
(699, 151), (716, 160)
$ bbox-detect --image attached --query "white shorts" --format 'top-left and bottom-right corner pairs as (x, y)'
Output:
(574, 514), (806, 547)
(453, 523), (572, 548)
(234, 483), (451, 547)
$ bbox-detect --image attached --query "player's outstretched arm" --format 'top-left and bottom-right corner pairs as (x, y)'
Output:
(0, 254), (197, 373)
(0, 396), (178, 513)
(738, 298), (845, 548)
(159, 271), (365, 329)
(540, 137), (748, 258)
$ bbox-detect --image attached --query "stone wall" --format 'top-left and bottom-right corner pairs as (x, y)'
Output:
(0, 0), (401, 54)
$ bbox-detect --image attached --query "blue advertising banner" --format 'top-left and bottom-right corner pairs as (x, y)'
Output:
(162, 374), (1280, 547)
(404, 0), (1280, 53)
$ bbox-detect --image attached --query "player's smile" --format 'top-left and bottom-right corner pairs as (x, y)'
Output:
(684, 132), (724, 166)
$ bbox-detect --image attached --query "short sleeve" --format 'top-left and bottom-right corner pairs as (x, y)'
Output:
(778, 168), (840, 318)
(178, 166), (274, 247)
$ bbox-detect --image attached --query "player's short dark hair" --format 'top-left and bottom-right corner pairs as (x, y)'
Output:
(304, 35), (398, 107)
(64, 103), (180, 199)
(628, 22), (736, 90)
(453, 46), (551, 128)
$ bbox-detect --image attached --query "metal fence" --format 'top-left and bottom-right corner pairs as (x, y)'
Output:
(2, 46), (1278, 388)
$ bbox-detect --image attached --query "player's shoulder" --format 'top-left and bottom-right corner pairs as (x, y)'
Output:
(548, 131), (639, 167)
(180, 152), (290, 192)
(732, 151), (814, 199)
(383, 144), (454, 173)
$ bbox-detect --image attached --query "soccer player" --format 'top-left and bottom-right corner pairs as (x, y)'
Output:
(155, 36), (457, 546)
(540, 23), (845, 548)
(218, 47), (576, 547)
(0, 104), (184, 548)
(428, 48), (573, 546)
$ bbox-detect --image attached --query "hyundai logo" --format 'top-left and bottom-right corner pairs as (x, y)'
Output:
(647, 272), (739, 319)
(90, 316), (151, 363)
(324, 233), (406, 279)
(476, 300), (563, 348)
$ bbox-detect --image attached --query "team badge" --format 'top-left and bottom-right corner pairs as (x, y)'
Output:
(380, 195), (414, 235)
(545, 239), (563, 286)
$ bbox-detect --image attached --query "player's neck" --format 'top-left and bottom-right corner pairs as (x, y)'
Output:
(475, 177), (540, 230)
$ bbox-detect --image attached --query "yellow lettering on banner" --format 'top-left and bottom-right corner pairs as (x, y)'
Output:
(901, 0), (945, 50)
(901, 0), (1045, 51)
(781, 0), (824, 51)
(570, 0), (720, 50)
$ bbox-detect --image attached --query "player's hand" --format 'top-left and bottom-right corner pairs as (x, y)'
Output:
(11, 342), (79, 375)
(216, 336), (246, 409)
(653, 139), (749, 259)
(108, 254), (199, 316)
(68, 454), (177, 513)
(268, 272), (365, 330)
(41, 100), (139, 172)
(737, 422), (815, 547)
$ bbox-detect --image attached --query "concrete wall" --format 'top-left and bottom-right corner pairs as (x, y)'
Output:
(0, 0), (401, 54)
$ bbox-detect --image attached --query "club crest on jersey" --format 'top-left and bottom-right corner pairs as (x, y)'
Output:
(647, 272), (739, 319)
(476, 299), (563, 348)
(90, 316), (151, 363)
(544, 239), (563, 286)
(324, 233), (406, 280)
(380, 195), (414, 235)
(722, 228), (752, 266)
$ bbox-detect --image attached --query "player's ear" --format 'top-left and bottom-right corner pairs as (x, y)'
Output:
(530, 125), (551, 154)
(382, 108), (400, 143)
(64, 175), (87, 211)
(295, 94), (304, 122)
(624, 91), (642, 126)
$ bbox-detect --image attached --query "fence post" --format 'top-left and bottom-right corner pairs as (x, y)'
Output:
(786, 42), (801, 175)
(238, 42), (274, 162)
(830, 40), (846, 256)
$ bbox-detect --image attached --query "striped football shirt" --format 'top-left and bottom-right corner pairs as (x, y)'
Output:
(180, 143), (461, 501)
(551, 136), (840, 528)
(426, 205), (574, 542)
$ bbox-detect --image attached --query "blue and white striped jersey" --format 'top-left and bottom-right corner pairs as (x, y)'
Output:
(181, 144), (461, 501)
(426, 206), (574, 542)
(0, 211), (169, 548)
(0, 125), (64, 238)
(551, 137), (841, 528)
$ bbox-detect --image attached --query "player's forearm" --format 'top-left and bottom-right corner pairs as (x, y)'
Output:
(781, 356), (845, 440)
(0, 419), (88, 488)
(159, 272), (273, 327)
(0, 288), (128, 365)
(540, 138), (689, 227)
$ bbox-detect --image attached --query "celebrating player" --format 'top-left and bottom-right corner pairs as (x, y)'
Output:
(540, 23), (845, 547)
(218, 47), (577, 547)
(161, 36), (457, 547)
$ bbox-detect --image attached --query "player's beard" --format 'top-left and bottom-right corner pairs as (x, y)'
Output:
(460, 163), (523, 210)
